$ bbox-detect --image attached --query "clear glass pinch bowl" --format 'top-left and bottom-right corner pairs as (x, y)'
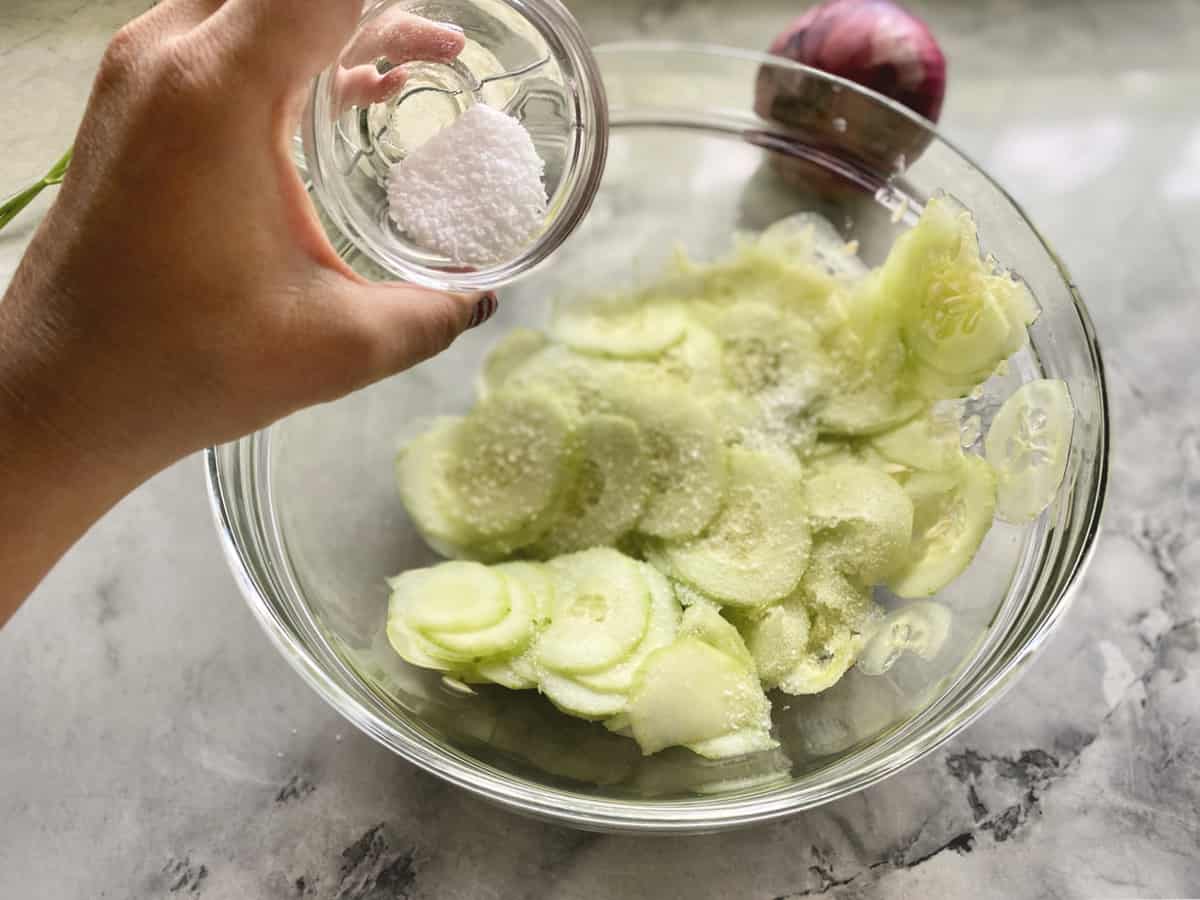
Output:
(208, 43), (1109, 833)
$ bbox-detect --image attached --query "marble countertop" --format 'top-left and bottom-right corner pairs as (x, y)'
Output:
(2, 1), (1198, 897)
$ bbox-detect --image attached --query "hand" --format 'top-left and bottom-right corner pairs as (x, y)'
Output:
(0, 0), (494, 616)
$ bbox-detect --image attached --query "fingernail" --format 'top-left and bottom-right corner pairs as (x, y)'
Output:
(467, 293), (499, 329)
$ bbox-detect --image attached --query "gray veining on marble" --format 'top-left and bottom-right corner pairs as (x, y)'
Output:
(2, 0), (1199, 898)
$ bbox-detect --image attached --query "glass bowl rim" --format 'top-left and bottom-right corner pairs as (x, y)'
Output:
(206, 40), (1110, 833)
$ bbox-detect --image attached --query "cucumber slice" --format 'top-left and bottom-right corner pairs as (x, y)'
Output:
(659, 448), (809, 606)
(385, 614), (472, 671)
(605, 375), (727, 540)
(444, 389), (574, 545)
(803, 462), (914, 582)
(760, 212), (869, 282)
(985, 378), (1074, 523)
(477, 328), (549, 399)
(678, 604), (756, 671)
(857, 601), (952, 676)
(394, 418), (490, 560)
(504, 345), (633, 419)
(671, 580), (723, 611)
(739, 604), (810, 687)
(687, 727), (779, 761)
(717, 303), (823, 397)
(538, 669), (628, 719)
(887, 455), (998, 598)
(816, 384), (923, 437)
(872, 411), (965, 473)
(471, 562), (556, 688)
(536, 548), (651, 674)
(658, 322), (725, 392)
(884, 195), (1036, 377)
(421, 570), (538, 660)
(627, 637), (774, 756)
(573, 563), (682, 693)
(390, 562), (509, 634)
(776, 636), (860, 695)
(530, 414), (650, 558)
(551, 296), (690, 358)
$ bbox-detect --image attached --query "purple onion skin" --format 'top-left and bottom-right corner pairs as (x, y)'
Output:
(768, 0), (946, 123)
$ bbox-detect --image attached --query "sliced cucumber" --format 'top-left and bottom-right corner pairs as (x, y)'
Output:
(657, 322), (725, 392)
(394, 418), (489, 560)
(687, 727), (779, 761)
(671, 580), (723, 611)
(659, 448), (809, 606)
(739, 604), (810, 687)
(604, 375), (727, 540)
(536, 548), (651, 674)
(857, 601), (952, 676)
(872, 411), (965, 473)
(503, 345), (632, 419)
(530, 414), (649, 558)
(816, 383), (923, 437)
(717, 303), (823, 396)
(887, 454), (998, 598)
(390, 562), (509, 634)
(883, 195), (1036, 377)
(471, 562), (555, 689)
(551, 295), (690, 358)
(627, 636), (774, 756)
(444, 388), (574, 545)
(573, 563), (681, 694)
(477, 327), (549, 399)
(803, 462), (914, 582)
(985, 378), (1074, 523)
(538, 669), (629, 719)
(421, 571), (540, 660)
(678, 603), (756, 671)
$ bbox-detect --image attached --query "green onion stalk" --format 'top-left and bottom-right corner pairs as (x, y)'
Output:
(0, 148), (73, 232)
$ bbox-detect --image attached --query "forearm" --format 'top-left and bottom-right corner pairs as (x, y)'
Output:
(0, 261), (150, 623)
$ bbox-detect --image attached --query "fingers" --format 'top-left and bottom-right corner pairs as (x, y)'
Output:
(334, 64), (409, 113)
(341, 10), (466, 69)
(341, 281), (499, 387)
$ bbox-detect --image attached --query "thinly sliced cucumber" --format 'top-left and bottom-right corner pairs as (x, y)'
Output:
(887, 455), (997, 598)
(671, 580), (722, 611)
(538, 669), (628, 719)
(985, 378), (1074, 523)
(530, 414), (649, 558)
(857, 601), (952, 676)
(604, 375), (727, 540)
(536, 548), (651, 674)
(477, 328), (549, 399)
(884, 195), (1036, 377)
(688, 727), (779, 761)
(394, 418), (488, 560)
(658, 322), (724, 391)
(659, 448), (809, 606)
(628, 637), (774, 756)
(717, 303), (824, 397)
(760, 212), (869, 282)
(471, 562), (555, 689)
(678, 604), (756, 671)
(872, 411), (965, 473)
(776, 637), (860, 695)
(386, 614), (468, 671)
(390, 562), (509, 634)
(816, 383), (923, 437)
(739, 604), (810, 687)
(421, 571), (537, 660)
(503, 345), (633, 419)
(573, 563), (681, 693)
(444, 388), (574, 545)
(551, 295), (690, 358)
(803, 462), (914, 582)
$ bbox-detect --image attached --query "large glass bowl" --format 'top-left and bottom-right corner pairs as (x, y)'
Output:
(207, 43), (1108, 833)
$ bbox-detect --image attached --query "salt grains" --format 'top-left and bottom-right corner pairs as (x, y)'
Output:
(387, 104), (548, 265)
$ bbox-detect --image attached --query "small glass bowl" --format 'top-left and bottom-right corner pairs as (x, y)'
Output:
(213, 44), (1109, 832)
(302, 0), (608, 292)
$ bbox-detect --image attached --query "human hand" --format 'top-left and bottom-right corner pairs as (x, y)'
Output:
(0, 0), (489, 481)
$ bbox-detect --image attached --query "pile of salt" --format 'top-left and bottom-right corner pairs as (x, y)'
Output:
(387, 103), (548, 265)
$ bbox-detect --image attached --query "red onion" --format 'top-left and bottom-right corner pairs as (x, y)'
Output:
(767, 0), (946, 122)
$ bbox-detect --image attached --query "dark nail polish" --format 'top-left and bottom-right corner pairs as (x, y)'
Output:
(468, 293), (499, 329)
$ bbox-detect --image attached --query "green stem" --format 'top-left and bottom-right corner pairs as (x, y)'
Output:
(0, 147), (73, 232)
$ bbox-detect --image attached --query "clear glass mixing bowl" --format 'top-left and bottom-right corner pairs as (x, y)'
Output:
(208, 43), (1108, 833)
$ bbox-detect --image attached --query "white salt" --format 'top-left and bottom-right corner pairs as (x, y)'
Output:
(387, 103), (548, 265)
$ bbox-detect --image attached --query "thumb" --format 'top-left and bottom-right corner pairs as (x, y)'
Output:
(343, 281), (499, 385)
